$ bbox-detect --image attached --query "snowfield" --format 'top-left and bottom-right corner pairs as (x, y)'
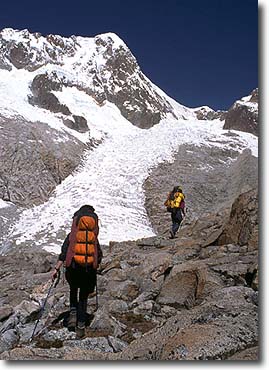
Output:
(2, 86), (257, 252)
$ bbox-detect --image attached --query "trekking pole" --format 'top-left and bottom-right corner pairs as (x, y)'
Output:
(30, 270), (61, 342)
(95, 271), (99, 311)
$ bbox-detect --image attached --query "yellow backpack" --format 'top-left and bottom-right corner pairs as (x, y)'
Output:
(164, 188), (185, 211)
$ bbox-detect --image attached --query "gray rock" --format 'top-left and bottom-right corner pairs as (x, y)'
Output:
(16, 321), (44, 343)
(223, 89), (258, 136)
(0, 314), (19, 334)
(194, 106), (226, 121)
(0, 115), (86, 209)
(109, 280), (140, 302)
(70, 337), (113, 352)
(217, 189), (258, 249)
(157, 262), (207, 309)
(107, 336), (128, 352)
(13, 300), (40, 324)
(133, 300), (155, 315)
(116, 286), (258, 360)
(131, 291), (157, 307)
(108, 299), (129, 314)
(0, 329), (18, 354)
(89, 306), (127, 338)
(42, 328), (76, 342)
(0, 305), (13, 321)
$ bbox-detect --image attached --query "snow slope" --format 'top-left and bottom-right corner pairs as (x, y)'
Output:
(4, 86), (258, 253)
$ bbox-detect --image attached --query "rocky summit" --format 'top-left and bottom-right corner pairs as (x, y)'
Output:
(0, 28), (258, 361)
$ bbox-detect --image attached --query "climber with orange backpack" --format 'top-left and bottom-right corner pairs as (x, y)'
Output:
(52, 204), (103, 338)
(164, 186), (186, 239)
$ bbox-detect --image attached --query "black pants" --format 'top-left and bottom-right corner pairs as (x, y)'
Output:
(65, 264), (97, 324)
(171, 208), (183, 235)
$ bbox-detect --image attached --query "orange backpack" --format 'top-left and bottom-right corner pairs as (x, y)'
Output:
(73, 215), (98, 267)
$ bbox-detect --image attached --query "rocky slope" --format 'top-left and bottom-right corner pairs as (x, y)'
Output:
(0, 189), (258, 360)
(144, 145), (258, 235)
(0, 114), (90, 207)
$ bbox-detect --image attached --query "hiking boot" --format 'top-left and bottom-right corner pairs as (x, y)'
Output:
(169, 230), (175, 239)
(67, 309), (77, 331)
(76, 322), (85, 339)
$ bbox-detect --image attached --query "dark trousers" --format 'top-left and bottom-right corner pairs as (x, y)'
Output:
(171, 208), (183, 235)
(65, 264), (96, 324)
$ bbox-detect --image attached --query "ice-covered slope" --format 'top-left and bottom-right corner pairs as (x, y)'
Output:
(5, 85), (257, 252)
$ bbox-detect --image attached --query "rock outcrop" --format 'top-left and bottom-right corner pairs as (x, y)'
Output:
(216, 189), (258, 250)
(193, 106), (226, 121)
(0, 115), (87, 207)
(223, 89), (258, 136)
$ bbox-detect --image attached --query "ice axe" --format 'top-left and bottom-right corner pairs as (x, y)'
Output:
(95, 269), (103, 311)
(29, 270), (61, 342)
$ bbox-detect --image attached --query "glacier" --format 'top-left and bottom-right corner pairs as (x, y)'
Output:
(4, 85), (257, 252)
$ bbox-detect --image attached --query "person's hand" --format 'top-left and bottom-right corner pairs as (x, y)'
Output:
(52, 268), (59, 281)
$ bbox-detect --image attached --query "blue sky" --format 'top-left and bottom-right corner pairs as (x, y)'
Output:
(0, 0), (258, 110)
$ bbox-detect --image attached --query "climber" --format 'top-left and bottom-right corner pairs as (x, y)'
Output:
(52, 204), (103, 338)
(164, 186), (186, 239)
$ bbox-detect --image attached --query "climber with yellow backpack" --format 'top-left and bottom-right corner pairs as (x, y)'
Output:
(164, 186), (186, 239)
(52, 204), (103, 338)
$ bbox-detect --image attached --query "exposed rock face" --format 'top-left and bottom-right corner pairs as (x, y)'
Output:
(223, 89), (258, 136)
(0, 188), (258, 360)
(28, 72), (88, 132)
(193, 106), (226, 121)
(217, 189), (258, 250)
(101, 42), (177, 128)
(0, 115), (86, 206)
(0, 29), (77, 71)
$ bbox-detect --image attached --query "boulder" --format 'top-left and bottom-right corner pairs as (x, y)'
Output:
(0, 305), (13, 321)
(157, 262), (207, 309)
(217, 189), (258, 249)
(0, 329), (18, 354)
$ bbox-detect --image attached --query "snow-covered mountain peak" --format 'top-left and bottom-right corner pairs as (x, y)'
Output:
(0, 27), (196, 129)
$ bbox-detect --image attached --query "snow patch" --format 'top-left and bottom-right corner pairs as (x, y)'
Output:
(0, 199), (11, 209)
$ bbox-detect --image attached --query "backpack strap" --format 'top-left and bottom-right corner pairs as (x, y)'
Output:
(66, 217), (79, 267)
